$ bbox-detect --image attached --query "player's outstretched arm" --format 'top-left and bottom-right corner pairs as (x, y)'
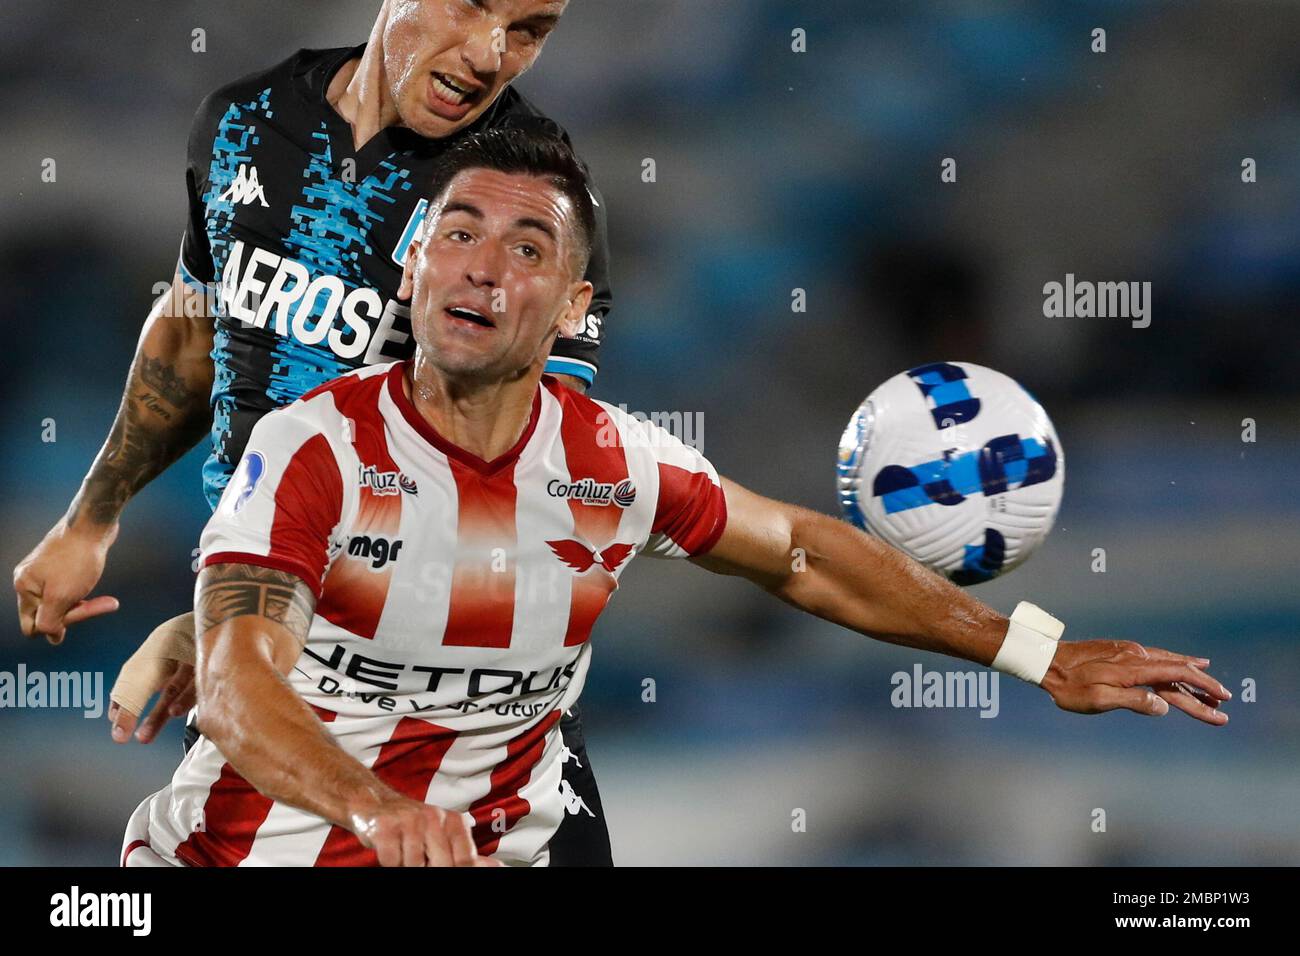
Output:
(14, 271), (215, 644)
(692, 478), (1231, 726)
(194, 562), (498, 867)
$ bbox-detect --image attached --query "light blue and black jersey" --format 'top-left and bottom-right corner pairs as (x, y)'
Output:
(179, 44), (613, 510)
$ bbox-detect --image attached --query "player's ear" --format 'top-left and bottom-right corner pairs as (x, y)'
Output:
(397, 238), (421, 302)
(557, 280), (593, 338)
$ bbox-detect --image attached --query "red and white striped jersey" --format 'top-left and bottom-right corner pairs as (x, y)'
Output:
(137, 361), (727, 867)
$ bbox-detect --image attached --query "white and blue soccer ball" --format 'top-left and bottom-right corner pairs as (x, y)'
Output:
(836, 362), (1064, 584)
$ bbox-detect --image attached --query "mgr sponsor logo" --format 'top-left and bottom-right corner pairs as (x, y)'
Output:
(0, 665), (104, 718)
(220, 239), (414, 362)
(49, 886), (151, 936)
(347, 535), (404, 570)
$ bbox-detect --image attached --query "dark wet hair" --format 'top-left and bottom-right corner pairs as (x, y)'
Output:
(426, 124), (596, 273)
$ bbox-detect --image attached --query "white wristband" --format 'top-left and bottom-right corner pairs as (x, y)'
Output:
(991, 602), (1065, 685)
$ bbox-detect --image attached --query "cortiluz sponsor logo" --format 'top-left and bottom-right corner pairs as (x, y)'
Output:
(219, 239), (413, 363)
(49, 886), (151, 936)
(359, 464), (418, 497)
(546, 477), (636, 508)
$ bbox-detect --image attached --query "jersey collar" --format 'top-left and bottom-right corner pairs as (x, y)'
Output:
(300, 43), (518, 172)
(386, 362), (542, 476)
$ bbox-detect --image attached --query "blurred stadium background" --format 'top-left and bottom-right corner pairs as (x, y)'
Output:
(1, 0), (1297, 865)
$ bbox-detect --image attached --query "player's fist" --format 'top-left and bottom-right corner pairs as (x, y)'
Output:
(349, 794), (501, 867)
(13, 519), (120, 645)
(1040, 639), (1231, 725)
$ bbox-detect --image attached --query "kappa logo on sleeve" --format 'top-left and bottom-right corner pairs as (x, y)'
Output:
(222, 451), (267, 516)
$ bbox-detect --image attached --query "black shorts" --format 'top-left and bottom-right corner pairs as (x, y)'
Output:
(549, 704), (613, 866)
(182, 702), (613, 866)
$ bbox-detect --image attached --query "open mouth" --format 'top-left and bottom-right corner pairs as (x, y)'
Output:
(431, 72), (481, 107)
(444, 305), (496, 329)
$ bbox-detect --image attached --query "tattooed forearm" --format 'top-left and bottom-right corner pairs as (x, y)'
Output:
(136, 390), (173, 421)
(196, 564), (316, 646)
(138, 354), (195, 408)
(67, 352), (211, 528)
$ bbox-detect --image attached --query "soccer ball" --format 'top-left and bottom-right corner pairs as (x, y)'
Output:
(836, 362), (1064, 584)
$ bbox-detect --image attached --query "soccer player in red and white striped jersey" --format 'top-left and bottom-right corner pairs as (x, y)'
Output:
(128, 358), (721, 866)
(122, 126), (1231, 867)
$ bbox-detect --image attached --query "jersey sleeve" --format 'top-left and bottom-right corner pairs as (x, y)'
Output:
(637, 420), (728, 560)
(177, 90), (225, 290)
(200, 403), (352, 597)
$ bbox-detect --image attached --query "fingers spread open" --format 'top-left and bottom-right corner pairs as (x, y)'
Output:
(1105, 661), (1230, 700)
(1142, 646), (1211, 667)
(168, 671), (198, 716)
(1091, 686), (1169, 717)
(109, 702), (140, 743)
(1156, 685), (1229, 726)
(1146, 662), (1230, 700)
(136, 675), (186, 743)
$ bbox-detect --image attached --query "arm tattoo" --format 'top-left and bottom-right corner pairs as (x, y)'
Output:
(68, 354), (211, 527)
(138, 355), (194, 408)
(197, 564), (317, 646)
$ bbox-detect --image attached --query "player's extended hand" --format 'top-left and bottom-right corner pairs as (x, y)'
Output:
(13, 519), (120, 645)
(350, 794), (503, 867)
(1041, 640), (1230, 725)
(107, 612), (198, 743)
(109, 661), (196, 744)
